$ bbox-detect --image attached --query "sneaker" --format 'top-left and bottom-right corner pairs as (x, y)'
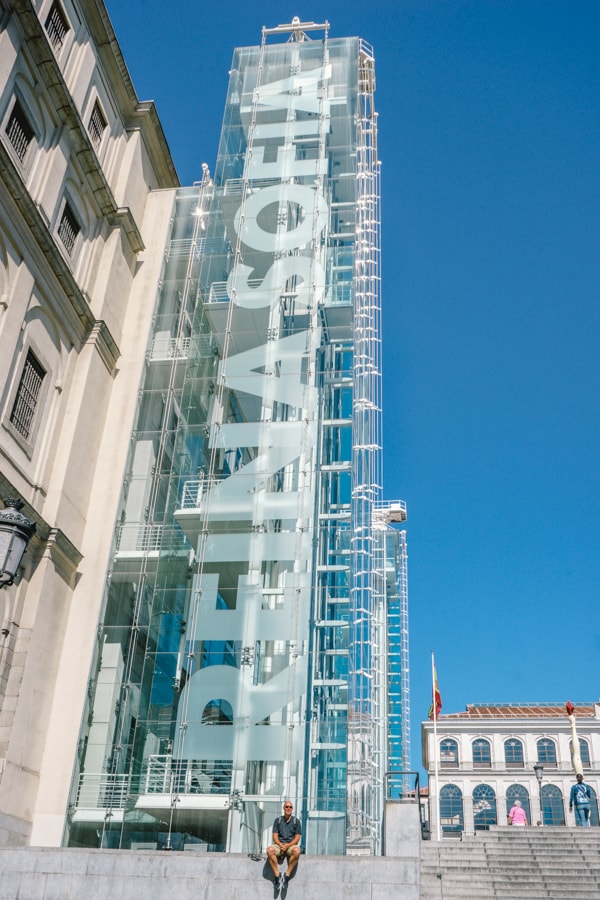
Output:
(273, 878), (280, 898)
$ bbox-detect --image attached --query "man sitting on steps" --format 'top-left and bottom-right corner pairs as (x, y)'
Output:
(267, 800), (301, 894)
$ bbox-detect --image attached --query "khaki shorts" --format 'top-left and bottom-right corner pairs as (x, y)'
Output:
(272, 846), (295, 860)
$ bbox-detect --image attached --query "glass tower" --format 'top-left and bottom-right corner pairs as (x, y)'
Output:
(65, 19), (409, 857)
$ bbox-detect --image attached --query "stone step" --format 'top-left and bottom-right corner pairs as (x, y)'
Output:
(421, 830), (600, 899)
(421, 879), (600, 894)
(421, 889), (600, 900)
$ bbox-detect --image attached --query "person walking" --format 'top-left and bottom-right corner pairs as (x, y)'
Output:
(507, 799), (528, 826)
(569, 773), (592, 826)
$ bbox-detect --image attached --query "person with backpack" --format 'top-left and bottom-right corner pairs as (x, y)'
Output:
(569, 773), (592, 826)
(267, 800), (302, 894)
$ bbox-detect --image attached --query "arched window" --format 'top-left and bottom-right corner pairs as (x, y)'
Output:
(472, 738), (491, 767)
(440, 738), (459, 767)
(541, 784), (564, 825)
(202, 699), (234, 724)
(537, 738), (557, 766)
(439, 784), (463, 833)
(504, 738), (524, 767)
(570, 738), (591, 768)
(473, 784), (497, 830)
(506, 784), (531, 823)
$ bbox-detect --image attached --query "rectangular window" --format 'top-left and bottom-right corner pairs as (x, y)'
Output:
(5, 100), (34, 163)
(57, 202), (80, 256)
(9, 350), (46, 440)
(88, 100), (107, 150)
(45, 1), (69, 51)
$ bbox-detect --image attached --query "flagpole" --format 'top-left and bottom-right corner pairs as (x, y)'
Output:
(432, 650), (441, 841)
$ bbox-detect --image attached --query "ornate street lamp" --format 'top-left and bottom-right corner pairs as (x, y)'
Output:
(0, 498), (36, 588)
(533, 763), (544, 825)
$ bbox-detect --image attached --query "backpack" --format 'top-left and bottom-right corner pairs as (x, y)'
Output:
(275, 814), (300, 833)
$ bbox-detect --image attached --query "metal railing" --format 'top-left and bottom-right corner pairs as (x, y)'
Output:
(76, 773), (130, 809)
(116, 523), (163, 553)
(144, 755), (232, 795)
(149, 336), (191, 361)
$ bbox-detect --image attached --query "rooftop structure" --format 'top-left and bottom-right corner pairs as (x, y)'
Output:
(442, 703), (600, 720)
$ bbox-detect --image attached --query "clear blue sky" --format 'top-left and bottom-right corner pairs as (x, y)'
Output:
(105, 0), (600, 775)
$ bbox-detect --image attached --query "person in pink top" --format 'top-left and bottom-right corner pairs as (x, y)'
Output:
(507, 799), (528, 826)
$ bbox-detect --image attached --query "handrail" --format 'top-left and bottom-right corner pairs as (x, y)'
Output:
(382, 770), (426, 853)
(384, 769), (420, 802)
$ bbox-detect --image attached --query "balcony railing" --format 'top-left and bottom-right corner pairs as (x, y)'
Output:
(144, 755), (232, 795)
(149, 335), (191, 361)
(76, 773), (130, 809)
(116, 523), (163, 553)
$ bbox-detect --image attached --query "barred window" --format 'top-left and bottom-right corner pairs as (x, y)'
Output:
(57, 202), (80, 256)
(45, 1), (69, 51)
(88, 101), (107, 150)
(9, 351), (46, 440)
(6, 100), (34, 163)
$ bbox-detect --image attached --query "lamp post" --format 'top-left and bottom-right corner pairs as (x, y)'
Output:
(0, 498), (36, 588)
(533, 763), (544, 826)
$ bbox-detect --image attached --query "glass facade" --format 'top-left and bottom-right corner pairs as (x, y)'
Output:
(65, 23), (408, 857)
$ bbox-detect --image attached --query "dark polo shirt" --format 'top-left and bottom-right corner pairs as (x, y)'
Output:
(273, 814), (302, 844)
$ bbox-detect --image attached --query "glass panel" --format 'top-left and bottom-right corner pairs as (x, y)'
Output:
(537, 738), (557, 764)
(66, 30), (400, 858)
(506, 784), (531, 824)
(473, 738), (491, 766)
(440, 738), (459, 767)
(473, 784), (497, 830)
(541, 784), (564, 825)
(440, 784), (463, 834)
(504, 738), (524, 766)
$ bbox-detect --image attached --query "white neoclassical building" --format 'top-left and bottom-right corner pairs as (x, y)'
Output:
(422, 703), (600, 837)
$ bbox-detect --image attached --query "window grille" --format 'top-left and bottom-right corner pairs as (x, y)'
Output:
(5, 100), (34, 163)
(45, 1), (69, 50)
(473, 738), (492, 766)
(537, 737), (557, 765)
(440, 738), (459, 767)
(9, 350), (46, 440)
(504, 738), (524, 766)
(439, 784), (463, 833)
(473, 783), (497, 830)
(505, 784), (531, 823)
(88, 101), (107, 150)
(57, 202), (80, 256)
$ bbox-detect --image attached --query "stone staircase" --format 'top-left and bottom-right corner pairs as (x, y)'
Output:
(420, 827), (600, 899)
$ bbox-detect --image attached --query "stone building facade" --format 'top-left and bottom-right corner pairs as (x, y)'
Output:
(0, 0), (178, 845)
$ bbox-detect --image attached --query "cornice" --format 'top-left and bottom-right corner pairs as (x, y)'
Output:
(43, 527), (83, 585)
(0, 142), (95, 337)
(73, 1), (180, 189)
(7, 0), (172, 250)
(87, 320), (120, 375)
(0, 475), (82, 585)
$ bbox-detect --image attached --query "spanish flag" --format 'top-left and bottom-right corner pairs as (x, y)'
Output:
(428, 659), (442, 720)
